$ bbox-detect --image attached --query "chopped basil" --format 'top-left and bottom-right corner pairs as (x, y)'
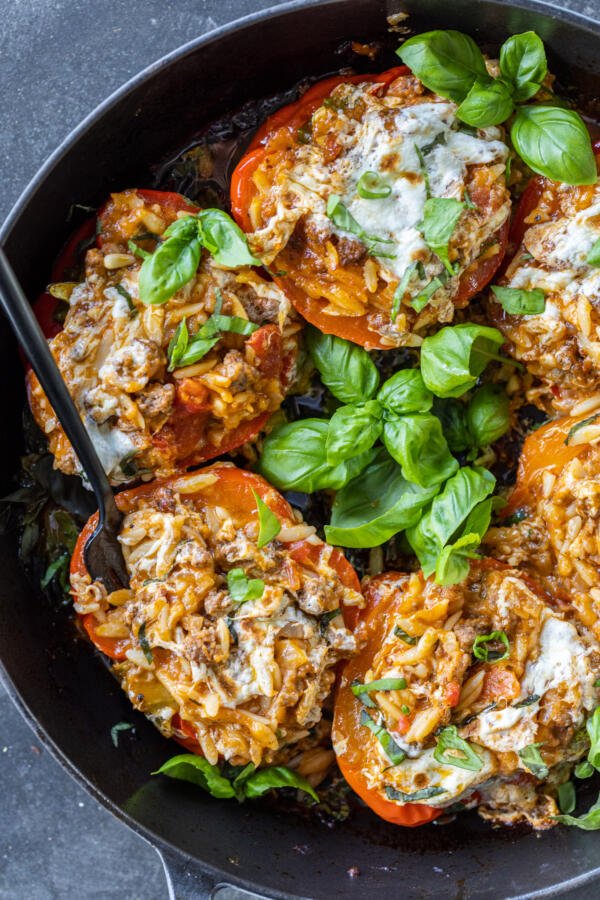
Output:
(138, 622), (153, 664)
(434, 726), (483, 772)
(226, 568), (265, 604)
(587, 238), (600, 267)
(167, 319), (190, 371)
(472, 631), (510, 663)
(326, 194), (396, 258)
(385, 784), (447, 804)
(394, 626), (418, 646)
(360, 710), (406, 765)
(411, 272), (449, 313)
(558, 782), (576, 815)
(115, 283), (138, 317)
(420, 198), (464, 275)
(518, 742), (549, 779)
(514, 694), (540, 708)
(565, 413), (600, 446)
(252, 490), (281, 549)
(110, 722), (134, 748)
(357, 171), (392, 199)
(491, 284), (546, 316)
(128, 239), (151, 260)
(167, 297), (258, 371)
(574, 761), (594, 779)
(391, 263), (417, 321)
(352, 677), (407, 697)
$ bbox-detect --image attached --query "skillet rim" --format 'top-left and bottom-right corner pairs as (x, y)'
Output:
(2, 0), (600, 896)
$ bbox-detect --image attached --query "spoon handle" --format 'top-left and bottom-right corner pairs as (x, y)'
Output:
(0, 248), (121, 535)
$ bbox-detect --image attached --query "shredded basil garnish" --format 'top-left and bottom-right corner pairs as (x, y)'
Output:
(393, 626), (418, 646)
(360, 710), (406, 765)
(138, 622), (153, 664)
(434, 726), (483, 772)
(385, 785), (447, 803)
(472, 631), (510, 663)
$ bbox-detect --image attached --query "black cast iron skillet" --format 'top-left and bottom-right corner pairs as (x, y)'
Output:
(2, 1), (600, 897)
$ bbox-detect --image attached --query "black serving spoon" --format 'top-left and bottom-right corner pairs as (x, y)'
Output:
(0, 248), (128, 591)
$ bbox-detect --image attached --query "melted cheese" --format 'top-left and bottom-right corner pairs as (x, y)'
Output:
(384, 745), (496, 807)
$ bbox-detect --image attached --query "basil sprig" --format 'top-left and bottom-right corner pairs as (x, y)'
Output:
(227, 568), (265, 604)
(472, 630), (510, 663)
(407, 466), (496, 578)
(397, 29), (596, 185)
(434, 726), (484, 771)
(138, 210), (260, 306)
(154, 754), (318, 802)
(325, 449), (438, 549)
(587, 238), (600, 267)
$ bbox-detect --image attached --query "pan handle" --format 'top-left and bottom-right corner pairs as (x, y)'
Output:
(156, 847), (269, 900)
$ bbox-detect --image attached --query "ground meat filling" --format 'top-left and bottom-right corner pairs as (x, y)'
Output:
(333, 563), (599, 829)
(487, 173), (600, 414)
(28, 190), (300, 484)
(245, 75), (510, 347)
(71, 467), (362, 768)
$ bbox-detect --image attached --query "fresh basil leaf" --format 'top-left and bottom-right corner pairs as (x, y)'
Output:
(251, 490), (281, 549)
(491, 284), (546, 315)
(40, 552), (69, 589)
(326, 401), (383, 464)
(434, 725), (483, 771)
(457, 79), (514, 127)
(393, 631), (418, 654)
(138, 217), (202, 306)
(421, 323), (505, 398)
(420, 198), (464, 275)
(197, 208), (260, 267)
(391, 263), (417, 321)
(110, 721), (133, 747)
(325, 449), (438, 548)
(435, 532), (481, 586)
(360, 710), (406, 766)
(432, 398), (471, 453)
(511, 106), (597, 186)
(177, 334), (220, 367)
(258, 419), (375, 493)
(411, 272), (448, 313)
(462, 496), (498, 539)
(473, 630), (510, 663)
(352, 677), (407, 696)
(586, 707), (600, 770)
(466, 383), (510, 447)
(518, 743), (549, 779)
(587, 238), (600, 267)
(382, 414), (458, 488)
(397, 30), (488, 103)
(554, 794), (600, 830)
(138, 622), (153, 664)
(357, 170), (392, 199)
(153, 754), (236, 799)
(306, 327), (380, 403)
(226, 567), (265, 603)
(167, 319), (189, 371)
(407, 466), (496, 576)
(558, 782), (577, 815)
(326, 194), (395, 257)
(499, 32), (547, 102)
(377, 369), (433, 415)
(241, 766), (319, 802)
(575, 761), (594, 779)
(385, 784), (447, 804)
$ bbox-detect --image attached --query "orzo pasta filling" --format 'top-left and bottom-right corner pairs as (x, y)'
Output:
(70, 465), (362, 767)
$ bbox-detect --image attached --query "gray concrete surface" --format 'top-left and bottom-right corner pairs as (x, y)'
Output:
(0, 1), (599, 898)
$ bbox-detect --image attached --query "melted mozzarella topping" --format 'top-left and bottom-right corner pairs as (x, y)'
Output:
(474, 613), (595, 754)
(383, 746), (496, 807)
(331, 101), (507, 281)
